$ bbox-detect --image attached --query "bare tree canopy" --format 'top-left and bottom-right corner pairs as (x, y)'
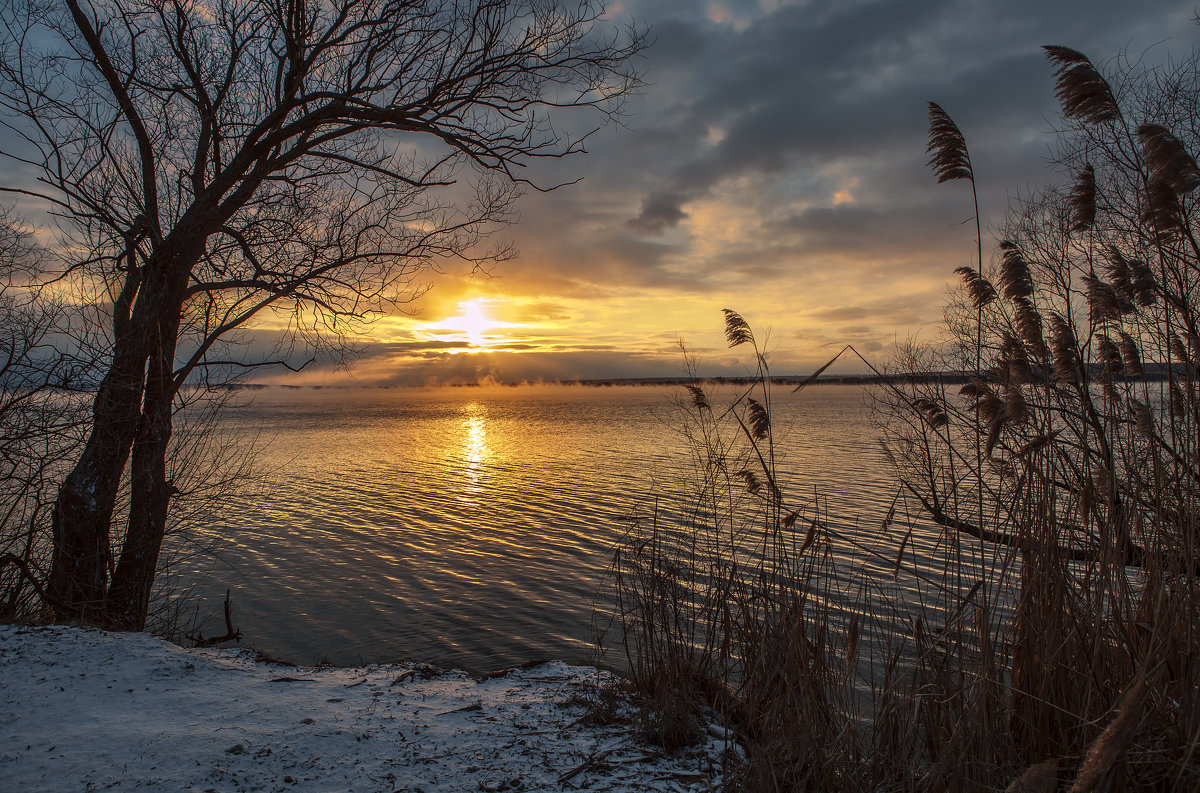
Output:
(0, 0), (644, 629)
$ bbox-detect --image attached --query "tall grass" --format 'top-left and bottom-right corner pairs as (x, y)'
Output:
(609, 319), (866, 788)
(608, 42), (1200, 792)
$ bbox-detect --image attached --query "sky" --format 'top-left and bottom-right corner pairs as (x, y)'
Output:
(297, 0), (1198, 386)
(10, 0), (1200, 385)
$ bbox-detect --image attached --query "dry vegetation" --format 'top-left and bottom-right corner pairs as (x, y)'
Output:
(609, 43), (1200, 792)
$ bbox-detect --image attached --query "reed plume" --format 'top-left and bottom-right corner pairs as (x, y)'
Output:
(1117, 331), (1143, 376)
(985, 413), (1005, 457)
(1142, 177), (1183, 242)
(1049, 313), (1080, 382)
(1083, 273), (1122, 325)
(1170, 331), (1189, 364)
(685, 384), (709, 410)
(722, 308), (753, 347)
(792, 348), (848, 393)
(1043, 45), (1118, 124)
(1071, 164), (1097, 232)
(1103, 248), (1156, 307)
(956, 265), (998, 308)
(1095, 335), (1123, 379)
(1013, 296), (1047, 358)
(998, 241), (1034, 300)
(1128, 398), (1154, 437)
(927, 102), (974, 182)
(1067, 674), (1148, 793)
(746, 398), (770, 441)
(1016, 431), (1059, 457)
(736, 468), (762, 495)
(1137, 123), (1200, 194)
(914, 397), (949, 428)
(1000, 332), (1035, 384)
(961, 380), (1003, 424)
(1128, 258), (1156, 307)
(1003, 383), (1029, 426)
(1005, 758), (1059, 793)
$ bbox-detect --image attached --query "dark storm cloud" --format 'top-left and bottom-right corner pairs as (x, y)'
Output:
(627, 190), (693, 233)
(606, 0), (1198, 235)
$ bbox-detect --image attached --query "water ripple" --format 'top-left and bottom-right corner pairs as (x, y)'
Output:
(174, 384), (933, 673)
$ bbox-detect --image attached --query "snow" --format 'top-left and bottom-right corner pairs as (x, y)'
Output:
(0, 625), (731, 792)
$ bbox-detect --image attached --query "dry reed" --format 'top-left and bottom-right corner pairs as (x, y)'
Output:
(608, 37), (1200, 793)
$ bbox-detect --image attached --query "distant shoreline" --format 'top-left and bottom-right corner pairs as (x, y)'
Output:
(224, 373), (965, 390)
(218, 365), (1187, 390)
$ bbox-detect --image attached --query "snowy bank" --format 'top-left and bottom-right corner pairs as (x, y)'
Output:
(0, 625), (730, 792)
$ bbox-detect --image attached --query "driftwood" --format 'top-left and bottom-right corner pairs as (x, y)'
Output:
(186, 590), (241, 648)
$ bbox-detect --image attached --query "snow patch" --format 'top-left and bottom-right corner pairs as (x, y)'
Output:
(0, 625), (732, 792)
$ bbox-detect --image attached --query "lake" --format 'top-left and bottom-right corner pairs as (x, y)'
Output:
(172, 383), (926, 673)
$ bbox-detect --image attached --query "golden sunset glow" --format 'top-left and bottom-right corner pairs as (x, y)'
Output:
(233, 3), (1194, 390)
(422, 298), (521, 350)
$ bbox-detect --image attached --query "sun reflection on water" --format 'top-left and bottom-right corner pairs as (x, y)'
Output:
(459, 403), (488, 505)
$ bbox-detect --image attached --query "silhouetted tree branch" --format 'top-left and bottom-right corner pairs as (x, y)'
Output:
(0, 0), (644, 629)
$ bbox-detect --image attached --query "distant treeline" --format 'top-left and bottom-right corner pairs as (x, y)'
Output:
(195, 363), (1191, 390)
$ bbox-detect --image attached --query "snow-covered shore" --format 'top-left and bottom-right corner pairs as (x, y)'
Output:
(0, 625), (729, 792)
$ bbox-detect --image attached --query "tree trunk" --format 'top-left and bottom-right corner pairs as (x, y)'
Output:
(49, 234), (197, 626)
(105, 309), (182, 630)
(47, 337), (148, 622)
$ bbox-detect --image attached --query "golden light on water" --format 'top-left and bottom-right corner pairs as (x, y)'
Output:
(459, 403), (488, 505)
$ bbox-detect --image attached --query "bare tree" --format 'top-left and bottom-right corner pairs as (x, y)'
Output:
(0, 209), (90, 621)
(0, 0), (643, 629)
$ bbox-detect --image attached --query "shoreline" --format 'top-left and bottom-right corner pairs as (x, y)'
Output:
(0, 624), (730, 792)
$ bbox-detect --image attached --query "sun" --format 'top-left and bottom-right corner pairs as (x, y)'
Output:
(422, 298), (518, 350)
(456, 298), (492, 347)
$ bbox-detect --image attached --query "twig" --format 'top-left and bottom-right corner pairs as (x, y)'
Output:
(435, 701), (483, 716)
(186, 590), (242, 648)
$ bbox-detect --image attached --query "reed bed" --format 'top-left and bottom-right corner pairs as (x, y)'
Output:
(607, 42), (1200, 792)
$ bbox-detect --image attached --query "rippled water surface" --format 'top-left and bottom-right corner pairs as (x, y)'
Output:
(180, 384), (907, 672)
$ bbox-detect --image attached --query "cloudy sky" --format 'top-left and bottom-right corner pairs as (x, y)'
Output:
(12, 1), (1200, 385)
(300, 0), (1195, 386)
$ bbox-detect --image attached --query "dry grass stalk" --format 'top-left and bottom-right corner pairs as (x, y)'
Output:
(1067, 674), (1149, 793)
(615, 35), (1200, 793)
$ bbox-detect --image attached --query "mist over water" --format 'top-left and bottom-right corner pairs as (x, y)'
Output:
(176, 384), (912, 673)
